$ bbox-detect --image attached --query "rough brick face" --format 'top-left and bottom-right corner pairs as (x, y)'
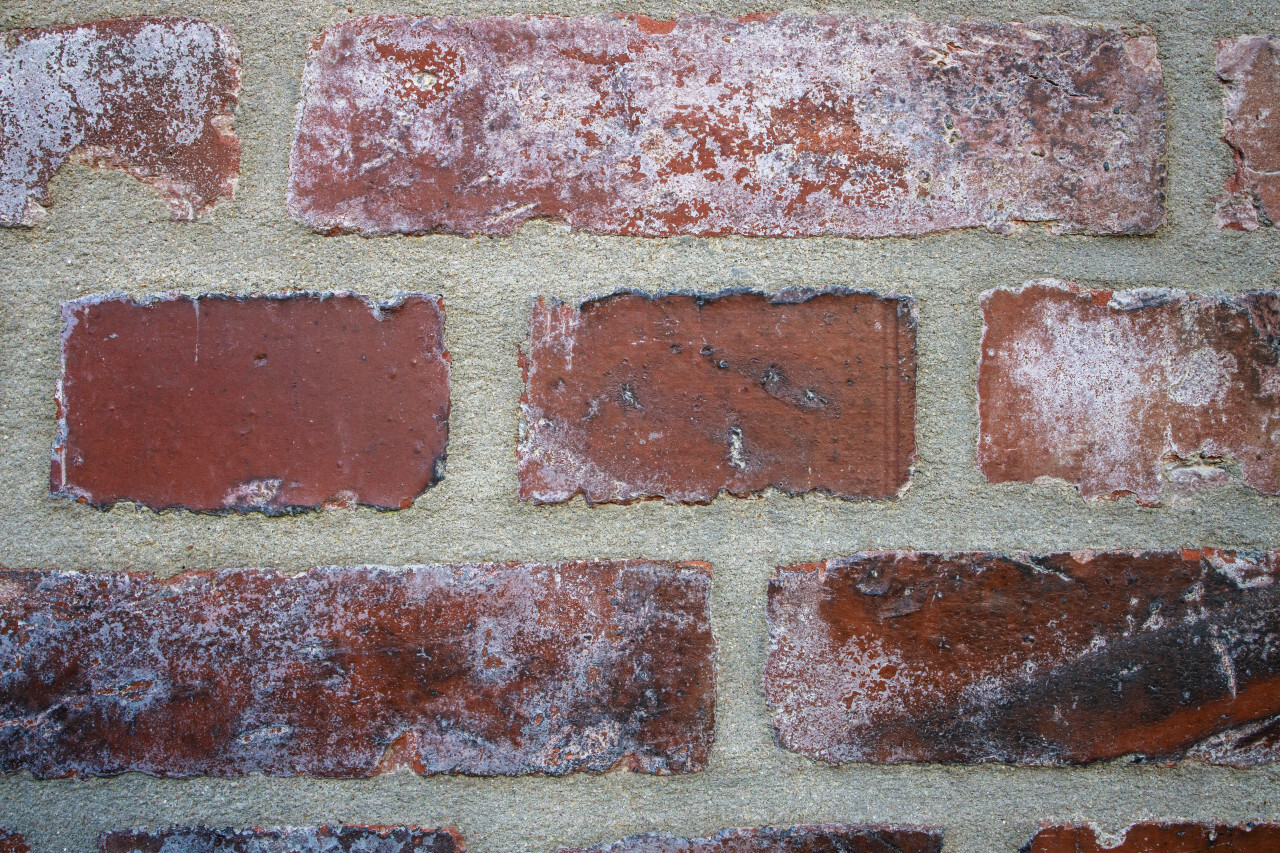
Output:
(101, 827), (462, 853)
(1024, 823), (1280, 852)
(978, 281), (1280, 504)
(0, 831), (28, 853)
(560, 826), (942, 853)
(1215, 37), (1280, 230)
(52, 293), (450, 513)
(764, 550), (1280, 766)
(0, 561), (714, 778)
(288, 14), (1165, 237)
(518, 290), (916, 504)
(0, 17), (240, 226)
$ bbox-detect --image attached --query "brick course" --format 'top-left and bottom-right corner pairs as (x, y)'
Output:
(560, 827), (942, 853)
(288, 14), (1165, 237)
(765, 550), (1280, 765)
(0, 18), (240, 226)
(0, 561), (714, 777)
(1023, 823), (1280, 852)
(100, 827), (463, 853)
(519, 289), (916, 503)
(52, 293), (450, 513)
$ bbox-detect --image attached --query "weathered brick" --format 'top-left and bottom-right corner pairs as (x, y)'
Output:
(0, 561), (714, 777)
(0, 831), (28, 853)
(978, 281), (1280, 504)
(52, 293), (450, 513)
(519, 290), (916, 504)
(560, 826), (942, 853)
(101, 826), (462, 853)
(288, 15), (1165, 237)
(764, 550), (1280, 766)
(1215, 37), (1280, 231)
(1024, 823), (1280, 852)
(0, 17), (240, 226)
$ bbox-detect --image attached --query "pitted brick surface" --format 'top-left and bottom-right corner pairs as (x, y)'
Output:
(560, 826), (942, 853)
(100, 827), (462, 853)
(52, 293), (450, 513)
(765, 550), (1280, 766)
(288, 14), (1166, 237)
(518, 290), (916, 504)
(0, 17), (240, 226)
(0, 561), (715, 778)
(1215, 36), (1280, 231)
(978, 281), (1280, 504)
(1024, 823), (1280, 852)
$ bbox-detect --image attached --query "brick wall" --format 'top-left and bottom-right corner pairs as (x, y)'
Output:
(0, 1), (1278, 852)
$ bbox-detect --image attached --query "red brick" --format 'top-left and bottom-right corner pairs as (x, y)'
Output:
(1024, 823), (1280, 852)
(764, 550), (1280, 766)
(101, 826), (462, 853)
(978, 281), (1280, 504)
(52, 293), (450, 513)
(0, 831), (28, 853)
(1215, 37), (1280, 231)
(560, 826), (942, 853)
(518, 290), (916, 504)
(0, 17), (240, 226)
(0, 561), (714, 777)
(288, 15), (1165, 237)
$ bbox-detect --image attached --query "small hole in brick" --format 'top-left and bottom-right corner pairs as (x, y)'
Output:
(413, 70), (438, 89)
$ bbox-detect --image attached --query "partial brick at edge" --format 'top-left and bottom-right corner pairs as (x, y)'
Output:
(288, 14), (1166, 237)
(765, 550), (1280, 766)
(0, 561), (714, 778)
(978, 281), (1280, 504)
(519, 290), (916, 504)
(53, 292), (450, 513)
(0, 18), (240, 226)
(101, 827), (463, 853)
(1215, 36), (1280, 231)
(560, 826), (942, 853)
(1024, 823), (1280, 852)
(0, 831), (28, 853)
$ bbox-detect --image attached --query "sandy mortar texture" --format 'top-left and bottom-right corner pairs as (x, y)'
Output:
(1, 0), (1279, 851)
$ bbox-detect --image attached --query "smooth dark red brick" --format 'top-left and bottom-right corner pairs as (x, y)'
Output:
(0, 831), (28, 853)
(561, 826), (942, 853)
(101, 826), (462, 853)
(1024, 823), (1280, 853)
(1216, 37), (1280, 230)
(0, 18), (240, 226)
(518, 290), (916, 504)
(765, 550), (1280, 766)
(52, 293), (450, 513)
(978, 281), (1280, 504)
(288, 15), (1165, 237)
(0, 561), (714, 778)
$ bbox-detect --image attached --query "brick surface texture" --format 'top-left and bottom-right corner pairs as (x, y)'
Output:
(1024, 823), (1280, 852)
(560, 827), (943, 853)
(288, 14), (1166, 237)
(1216, 36), (1280, 230)
(519, 290), (916, 503)
(764, 550), (1280, 766)
(0, 561), (714, 777)
(52, 293), (450, 513)
(978, 281), (1280, 504)
(100, 827), (463, 853)
(0, 832), (28, 853)
(0, 17), (240, 226)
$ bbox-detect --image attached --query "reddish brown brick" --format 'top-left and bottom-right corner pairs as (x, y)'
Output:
(0, 17), (240, 226)
(0, 561), (714, 778)
(288, 15), (1165, 237)
(52, 293), (450, 513)
(764, 550), (1280, 766)
(0, 831), (28, 853)
(1024, 823), (1280, 852)
(1215, 37), (1280, 231)
(518, 290), (916, 504)
(560, 826), (942, 853)
(978, 281), (1280, 504)
(101, 826), (462, 853)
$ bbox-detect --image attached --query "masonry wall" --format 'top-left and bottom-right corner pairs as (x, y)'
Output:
(1, 1), (1279, 852)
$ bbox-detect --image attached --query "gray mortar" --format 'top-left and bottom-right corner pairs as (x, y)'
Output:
(1, 0), (1279, 850)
